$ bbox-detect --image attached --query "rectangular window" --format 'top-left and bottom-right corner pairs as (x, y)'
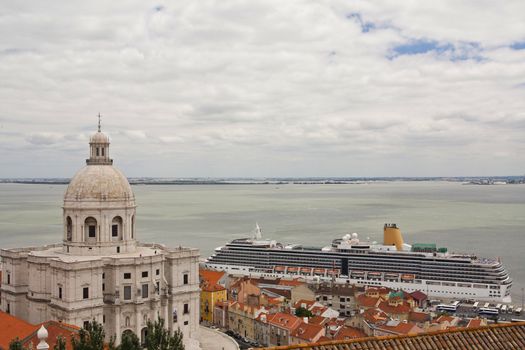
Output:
(83, 321), (89, 329)
(59, 287), (62, 299)
(183, 273), (189, 285)
(83, 287), (89, 299)
(103, 315), (106, 324)
(101, 148), (105, 156)
(156, 269), (160, 276)
(96, 148), (99, 156)
(112, 225), (118, 237)
(142, 271), (148, 278)
(124, 273), (131, 279)
(142, 284), (149, 298)
(156, 281), (160, 294)
(183, 303), (189, 314)
(88, 225), (96, 237)
(7, 273), (10, 285)
(124, 286), (132, 300)
(102, 283), (105, 292)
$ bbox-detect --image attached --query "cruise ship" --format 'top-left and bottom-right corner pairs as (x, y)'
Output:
(204, 224), (512, 302)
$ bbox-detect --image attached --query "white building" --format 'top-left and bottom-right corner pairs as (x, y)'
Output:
(1, 123), (200, 348)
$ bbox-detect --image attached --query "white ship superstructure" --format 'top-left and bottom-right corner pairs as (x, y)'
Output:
(204, 224), (512, 302)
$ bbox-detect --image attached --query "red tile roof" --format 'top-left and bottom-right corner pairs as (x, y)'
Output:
(377, 300), (411, 315)
(0, 312), (80, 350)
(376, 321), (423, 335)
(199, 269), (225, 286)
(408, 311), (431, 323)
(257, 321), (525, 350)
(290, 322), (324, 342)
(268, 313), (302, 331)
(333, 326), (366, 341)
(356, 294), (380, 308)
(0, 311), (37, 350)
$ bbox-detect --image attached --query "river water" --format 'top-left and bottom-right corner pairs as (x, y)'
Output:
(0, 181), (524, 302)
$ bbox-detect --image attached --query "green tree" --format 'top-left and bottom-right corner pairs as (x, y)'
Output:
(145, 317), (185, 350)
(54, 335), (67, 350)
(118, 331), (141, 350)
(71, 320), (106, 350)
(295, 307), (313, 318)
(8, 338), (26, 350)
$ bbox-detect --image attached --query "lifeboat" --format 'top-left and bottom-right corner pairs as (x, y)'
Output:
(314, 268), (326, 275)
(301, 267), (312, 274)
(385, 273), (399, 280)
(287, 266), (299, 273)
(274, 266), (286, 272)
(401, 274), (415, 281)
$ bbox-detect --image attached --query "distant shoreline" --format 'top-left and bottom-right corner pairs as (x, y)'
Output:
(1, 176), (524, 186)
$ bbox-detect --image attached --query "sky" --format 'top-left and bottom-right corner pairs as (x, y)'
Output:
(1, 1), (525, 178)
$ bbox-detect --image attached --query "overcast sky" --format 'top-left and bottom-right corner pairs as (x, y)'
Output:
(1, 1), (525, 178)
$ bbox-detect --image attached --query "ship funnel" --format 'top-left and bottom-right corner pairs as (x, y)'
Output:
(383, 223), (404, 251)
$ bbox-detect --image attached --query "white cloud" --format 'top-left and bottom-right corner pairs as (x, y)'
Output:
(0, 0), (525, 177)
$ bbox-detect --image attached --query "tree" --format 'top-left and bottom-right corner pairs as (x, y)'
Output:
(8, 338), (26, 350)
(118, 331), (141, 350)
(295, 307), (313, 318)
(145, 317), (185, 350)
(71, 320), (106, 350)
(54, 336), (67, 350)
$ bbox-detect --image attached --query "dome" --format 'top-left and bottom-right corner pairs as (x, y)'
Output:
(90, 131), (110, 143)
(65, 165), (134, 202)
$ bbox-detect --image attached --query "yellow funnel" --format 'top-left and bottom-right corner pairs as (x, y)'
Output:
(384, 223), (404, 251)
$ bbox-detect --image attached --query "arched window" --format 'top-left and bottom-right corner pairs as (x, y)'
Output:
(125, 316), (130, 327)
(112, 216), (123, 240)
(131, 215), (135, 239)
(66, 216), (73, 241)
(85, 217), (97, 241)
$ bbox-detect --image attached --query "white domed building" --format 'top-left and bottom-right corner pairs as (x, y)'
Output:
(1, 125), (200, 348)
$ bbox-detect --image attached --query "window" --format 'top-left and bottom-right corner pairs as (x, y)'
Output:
(102, 283), (105, 292)
(112, 225), (118, 237)
(88, 225), (96, 237)
(142, 284), (149, 298)
(156, 281), (160, 294)
(83, 321), (89, 329)
(124, 286), (132, 300)
(101, 148), (105, 156)
(83, 287), (89, 299)
(183, 303), (189, 314)
(142, 271), (148, 278)
(156, 269), (160, 276)
(6, 303), (10, 314)
(103, 315), (105, 324)
(116, 247), (120, 253)
(7, 273), (10, 285)
(124, 273), (131, 279)
(96, 148), (99, 156)
(59, 287), (62, 299)
(102, 273), (105, 279)
(183, 273), (189, 285)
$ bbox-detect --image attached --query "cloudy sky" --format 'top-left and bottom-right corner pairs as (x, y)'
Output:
(1, 1), (525, 178)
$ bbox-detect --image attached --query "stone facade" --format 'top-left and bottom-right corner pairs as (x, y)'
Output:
(0, 126), (200, 349)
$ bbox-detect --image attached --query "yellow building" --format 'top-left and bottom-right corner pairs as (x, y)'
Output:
(201, 283), (227, 323)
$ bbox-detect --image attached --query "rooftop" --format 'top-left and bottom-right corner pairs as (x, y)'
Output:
(257, 321), (525, 350)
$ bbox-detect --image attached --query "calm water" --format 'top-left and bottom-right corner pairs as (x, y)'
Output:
(1, 182), (524, 301)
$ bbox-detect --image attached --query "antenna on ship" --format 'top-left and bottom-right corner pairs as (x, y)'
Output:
(254, 222), (262, 240)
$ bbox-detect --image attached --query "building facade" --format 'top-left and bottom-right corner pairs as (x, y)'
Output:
(0, 125), (200, 349)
